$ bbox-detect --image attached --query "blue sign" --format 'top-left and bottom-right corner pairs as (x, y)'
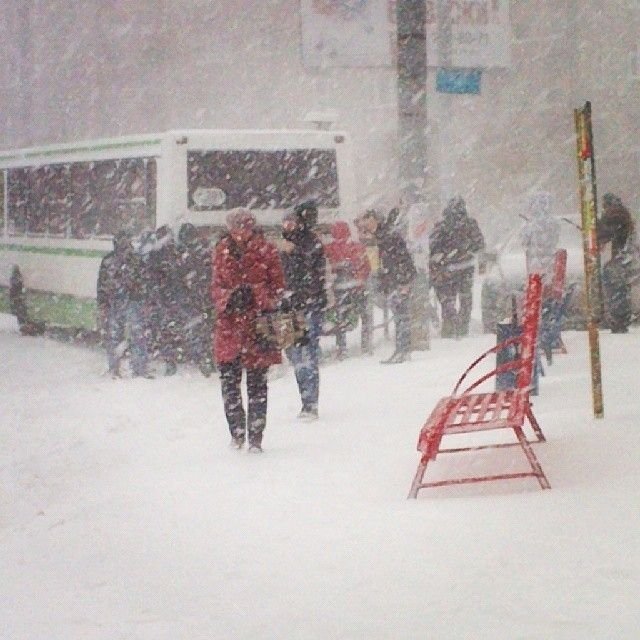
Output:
(436, 68), (482, 95)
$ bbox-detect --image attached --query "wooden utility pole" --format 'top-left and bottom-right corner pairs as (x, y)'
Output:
(574, 101), (604, 419)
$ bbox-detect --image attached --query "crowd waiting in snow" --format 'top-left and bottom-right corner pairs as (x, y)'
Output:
(12, 191), (626, 452)
(92, 197), (495, 451)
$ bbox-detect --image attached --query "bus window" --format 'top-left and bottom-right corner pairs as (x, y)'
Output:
(187, 149), (339, 211)
(80, 158), (155, 237)
(7, 168), (28, 236)
(3, 157), (158, 240)
(45, 164), (70, 237)
(113, 158), (156, 235)
(69, 162), (96, 239)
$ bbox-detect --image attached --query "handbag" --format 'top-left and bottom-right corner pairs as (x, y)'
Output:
(255, 309), (307, 350)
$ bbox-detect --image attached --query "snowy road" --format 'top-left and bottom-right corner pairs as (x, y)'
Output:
(1, 315), (639, 639)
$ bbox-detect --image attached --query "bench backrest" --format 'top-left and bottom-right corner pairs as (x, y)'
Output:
(516, 273), (543, 391)
(549, 249), (567, 301)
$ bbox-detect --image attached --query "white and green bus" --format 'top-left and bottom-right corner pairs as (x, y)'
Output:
(0, 129), (356, 330)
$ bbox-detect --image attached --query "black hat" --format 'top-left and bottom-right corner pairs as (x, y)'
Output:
(112, 229), (132, 252)
(603, 193), (622, 208)
(444, 196), (467, 219)
(178, 222), (198, 244)
(294, 200), (319, 229)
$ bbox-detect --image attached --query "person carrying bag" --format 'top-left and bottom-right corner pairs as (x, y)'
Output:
(211, 209), (286, 452)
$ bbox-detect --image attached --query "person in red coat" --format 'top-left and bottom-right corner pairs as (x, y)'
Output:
(324, 220), (371, 358)
(212, 209), (285, 451)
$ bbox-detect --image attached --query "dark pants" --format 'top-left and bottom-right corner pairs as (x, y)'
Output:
(180, 305), (214, 366)
(434, 269), (474, 338)
(148, 297), (181, 364)
(360, 288), (373, 353)
(105, 301), (150, 375)
(159, 314), (180, 364)
(389, 289), (411, 354)
(219, 359), (268, 444)
(603, 259), (631, 331)
(286, 308), (323, 410)
(333, 287), (363, 355)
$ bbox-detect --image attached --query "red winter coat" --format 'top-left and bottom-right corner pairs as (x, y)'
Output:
(212, 232), (285, 368)
(324, 221), (371, 285)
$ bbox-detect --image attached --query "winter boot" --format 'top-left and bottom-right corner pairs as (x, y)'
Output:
(108, 365), (122, 379)
(165, 360), (177, 376)
(199, 360), (214, 377)
(380, 350), (411, 365)
(297, 404), (319, 421)
(230, 432), (245, 449)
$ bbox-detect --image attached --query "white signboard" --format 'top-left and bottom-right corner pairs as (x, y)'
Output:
(426, 0), (511, 68)
(301, 0), (393, 68)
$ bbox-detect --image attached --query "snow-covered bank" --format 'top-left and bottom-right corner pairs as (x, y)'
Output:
(1, 318), (638, 639)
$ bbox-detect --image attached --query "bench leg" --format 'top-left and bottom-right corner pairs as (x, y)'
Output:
(408, 455), (429, 499)
(514, 425), (551, 489)
(526, 404), (546, 442)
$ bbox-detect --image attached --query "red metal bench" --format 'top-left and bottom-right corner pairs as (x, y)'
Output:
(540, 249), (569, 362)
(408, 273), (551, 498)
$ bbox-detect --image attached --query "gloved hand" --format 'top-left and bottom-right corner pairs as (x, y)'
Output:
(279, 294), (293, 313)
(226, 285), (254, 313)
(294, 329), (310, 347)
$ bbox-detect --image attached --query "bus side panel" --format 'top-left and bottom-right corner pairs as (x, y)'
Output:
(0, 248), (101, 298)
(157, 136), (188, 229)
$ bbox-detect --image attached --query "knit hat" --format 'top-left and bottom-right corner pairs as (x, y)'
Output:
(444, 196), (467, 219)
(226, 208), (257, 230)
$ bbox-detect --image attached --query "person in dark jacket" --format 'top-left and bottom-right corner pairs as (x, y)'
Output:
(177, 223), (214, 375)
(429, 197), (485, 338)
(281, 200), (327, 419)
(97, 230), (152, 378)
(148, 225), (181, 375)
(212, 208), (285, 451)
(360, 208), (417, 364)
(598, 193), (635, 333)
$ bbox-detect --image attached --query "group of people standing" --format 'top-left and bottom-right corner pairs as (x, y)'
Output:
(111, 191), (640, 453)
(209, 197), (492, 451)
(97, 198), (432, 452)
(519, 189), (638, 334)
(211, 200), (425, 451)
(97, 222), (213, 379)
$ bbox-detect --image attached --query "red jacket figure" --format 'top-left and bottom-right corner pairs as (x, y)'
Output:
(212, 216), (285, 370)
(323, 220), (372, 358)
(324, 221), (371, 286)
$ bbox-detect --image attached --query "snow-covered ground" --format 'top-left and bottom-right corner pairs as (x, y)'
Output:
(1, 311), (639, 639)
